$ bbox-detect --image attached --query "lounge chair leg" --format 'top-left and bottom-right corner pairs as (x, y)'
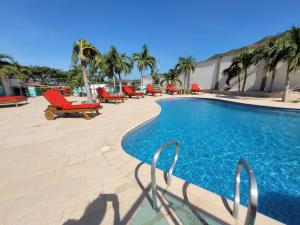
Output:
(45, 111), (55, 120)
(82, 112), (91, 120)
(95, 110), (100, 115)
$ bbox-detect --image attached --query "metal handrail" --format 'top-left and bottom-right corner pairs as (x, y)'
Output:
(233, 158), (258, 225)
(151, 140), (179, 210)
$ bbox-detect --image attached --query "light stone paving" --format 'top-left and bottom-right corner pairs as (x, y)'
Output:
(0, 93), (294, 225)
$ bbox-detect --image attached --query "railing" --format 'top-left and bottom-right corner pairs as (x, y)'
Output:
(233, 158), (258, 225)
(151, 140), (179, 210)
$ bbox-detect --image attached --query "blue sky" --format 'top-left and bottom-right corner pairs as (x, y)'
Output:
(1, 0), (300, 79)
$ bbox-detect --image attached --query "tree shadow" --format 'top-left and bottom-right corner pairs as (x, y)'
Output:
(62, 194), (120, 225)
(181, 182), (230, 225)
(135, 162), (230, 225)
(62, 162), (231, 225)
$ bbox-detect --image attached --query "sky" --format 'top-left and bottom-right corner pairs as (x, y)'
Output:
(1, 0), (300, 79)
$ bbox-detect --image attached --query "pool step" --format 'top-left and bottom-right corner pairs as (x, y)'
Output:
(146, 140), (283, 225)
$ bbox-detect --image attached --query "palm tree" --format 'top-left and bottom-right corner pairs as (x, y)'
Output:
(280, 26), (300, 102)
(233, 50), (255, 92)
(0, 54), (18, 93)
(132, 44), (156, 86)
(71, 39), (101, 103)
(67, 65), (85, 95)
(94, 46), (128, 93)
(151, 70), (160, 84)
(176, 57), (196, 93)
(99, 46), (118, 90)
(0, 54), (17, 78)
(160, 68), (182, 86)
(0, 54), (16, 64)
(115, 53), (132, 93)
(15, 65), (31, 95)
(223, 60), (242, 91)
(253, 42), (283, 93)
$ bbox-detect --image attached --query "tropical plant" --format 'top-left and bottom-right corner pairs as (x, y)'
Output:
(97, 46), (118, 89)
(95, 46), (132, 93)
(151, 70), (160, 84)
(132, 44), (156, 86)
(232, 50), (255, 92)
(0, 54), (20, 93)
(67, 65), (85, 95)
(160, 68), (182, 86)
(175, 56), (196, 93)
(115, 53), (132, 93)
(252, 42), (283, 93)
(14, 65), (33, 95)
(0, 54), (17, 78)
(279, 26), (300, 102)
(223, 59), (242, 91)
(71, 39), (101, 103)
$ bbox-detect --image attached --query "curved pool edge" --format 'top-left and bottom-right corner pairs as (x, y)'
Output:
(118, 98), (162, 156)
(118, 95), (290, 225)
(119, 94), (300, 163)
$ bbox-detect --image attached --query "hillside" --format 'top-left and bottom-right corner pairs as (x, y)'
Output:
(208, 30), (289, 60)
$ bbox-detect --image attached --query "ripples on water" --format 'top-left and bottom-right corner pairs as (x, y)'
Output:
(122, 98), (300, 225)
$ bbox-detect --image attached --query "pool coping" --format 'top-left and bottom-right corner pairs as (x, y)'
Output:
(118, 94), (286, 225)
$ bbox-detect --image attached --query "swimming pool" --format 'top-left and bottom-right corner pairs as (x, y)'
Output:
(122, 98), (300, 225)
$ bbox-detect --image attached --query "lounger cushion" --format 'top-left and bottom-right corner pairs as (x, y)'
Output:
(122, 86), (144, 95)
(191, 83), (200, 91)
(0, 96), (27, 102)
(44, 89), (72, 108)
(166, 85), (173, 91)
(44, 89), (100, 109)
(147, 85), (162, 93)
(97, 87), (125, 99)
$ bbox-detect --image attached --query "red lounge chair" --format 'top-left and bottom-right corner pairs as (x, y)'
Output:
(166, 85), (181, 95)
(0, 96), (27, 107)
(96, 87), (126, 104)
(191, 83), (202, 94)
(60, 86), (72, 96)
(43, 89), (102, 120)
(122, 85), (144, 98)
(146, 84), (162, 96)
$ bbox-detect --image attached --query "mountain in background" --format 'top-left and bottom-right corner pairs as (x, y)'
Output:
(208, 29), (289, 60)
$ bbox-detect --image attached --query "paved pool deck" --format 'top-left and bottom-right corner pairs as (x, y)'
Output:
(0, 93), (296, 225)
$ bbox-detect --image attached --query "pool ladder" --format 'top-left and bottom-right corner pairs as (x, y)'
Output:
(150, 141), (258, 225)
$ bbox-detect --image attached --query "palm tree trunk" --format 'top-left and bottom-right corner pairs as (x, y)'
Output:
(183, 72), (187, 94)
(187, 71), (191, 92)
(113, 75), (116, 93)
(81, 62), (92, 103)
(7, 77), (14, 95)
(118, 74), (122, 94)
(282, 62), (291, 102)
(80, 86), (84, 96)
(268, 71), (276, 93)
(238, 74), (241, 91)
(140, 71), (143, 86)
(18, 80), (23, 96)
(242, 70), (247, 92)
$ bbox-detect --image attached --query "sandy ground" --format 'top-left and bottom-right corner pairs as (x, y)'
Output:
(0, 93), (292, 225)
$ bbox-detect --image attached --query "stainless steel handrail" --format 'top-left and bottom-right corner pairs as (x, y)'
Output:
(151, 140), (179, 210)
(233, 158), (258, 225)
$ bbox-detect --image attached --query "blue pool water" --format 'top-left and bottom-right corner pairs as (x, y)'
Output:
(122, 98), (300, 225)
